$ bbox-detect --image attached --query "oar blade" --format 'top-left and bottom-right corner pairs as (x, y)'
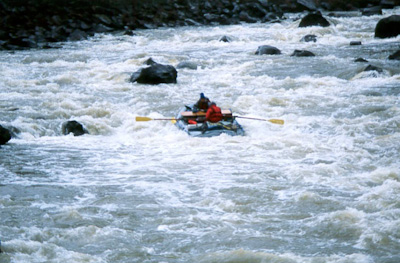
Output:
(268, 119), (284, 125)
(136, 116), (153, 122)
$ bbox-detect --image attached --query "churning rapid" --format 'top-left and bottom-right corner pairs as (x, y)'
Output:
(1, 9), (400, 263)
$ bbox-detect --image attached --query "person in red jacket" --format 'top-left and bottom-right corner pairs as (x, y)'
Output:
(206, 102), (223, 123)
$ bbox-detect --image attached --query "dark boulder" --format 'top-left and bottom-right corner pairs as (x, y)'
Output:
(350, 41), (362, 45)
(62, 120), (88, 136)
(355, 58), (368, 62)
(131, 63), (178, 84)
(375, 15), (400, 38)
(219, 35), (232, 42)
(3, 126), (21, 138)
(388, 50), (400, 60)
(255, 45), (281, 55)
(300, 34), (317, 42)
(0, 125), (12, 145)
(299, 12), (330, 27)
(291, 49), (315, 57)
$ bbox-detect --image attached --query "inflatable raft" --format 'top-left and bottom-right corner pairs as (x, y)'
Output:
(174, 106), (245, 137)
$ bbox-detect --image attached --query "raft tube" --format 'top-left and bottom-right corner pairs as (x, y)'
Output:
(174, 106), (245, 137)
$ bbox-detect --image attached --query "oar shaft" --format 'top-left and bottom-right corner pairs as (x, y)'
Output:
(136, 116), (181, 122)
(235, 116), (267, 121)
(234, 116), (284, 125)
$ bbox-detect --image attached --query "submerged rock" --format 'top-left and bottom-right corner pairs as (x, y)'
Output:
(388, 50), (400, 60)
(0, 125), (12, 145)
(300, 34), (317, 42)
(219, 35), (232, 42)
(255, 45), (281, 55)
(350, 41), (362, 46)
(62, 120), (88, 136)
(291, 49), (315, 57)
(364, 64), (383, 73)
(177, 61), (198, 70)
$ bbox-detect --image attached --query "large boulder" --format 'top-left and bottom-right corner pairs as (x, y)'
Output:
(375, 15), (400, 38)
(255, 45), (281, 55)
(299, 12), (330, 27)
(0, 125), (12, 145)
(62, 120), (88, 136)
(130, 63), (178, 84)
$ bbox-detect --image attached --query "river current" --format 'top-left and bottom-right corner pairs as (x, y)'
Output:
(1, 9), (400, 263)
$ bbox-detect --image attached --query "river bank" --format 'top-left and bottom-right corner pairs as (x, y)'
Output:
(1, 0), (399, 50)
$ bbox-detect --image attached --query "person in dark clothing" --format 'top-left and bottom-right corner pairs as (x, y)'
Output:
(193, 93), (210, 112)
(206, 102), (223, 123)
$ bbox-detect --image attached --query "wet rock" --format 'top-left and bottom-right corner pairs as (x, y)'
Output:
(362, 6), (383, 16)
(255, 45), (281, 55)
(355, 58), (368, 62)
(2, 0), (400, 51)
(131, 63), (178, 84)
(300, 34), (317, 42)
(375, 15), (400, 38)
(219, 35), (231, 42)
(68, 29), (88, 41)
(0, 125), (12, 145)
(350, 41), (362, 45)
(299, 12), (330, 27)
(145, 58), (157, 66)
(388, 50), (400, 60)
(291, 49), (315, 57)
(2, 125), (21, 139)
(62, 120), (88, 136)
(364, 64), (383, 73)
(123, 30), (135, 36)
(129, 70), (142, 83)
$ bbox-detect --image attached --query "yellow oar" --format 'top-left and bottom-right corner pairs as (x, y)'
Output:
(235, 116), (284, 125)
(136, 116), (178, 122)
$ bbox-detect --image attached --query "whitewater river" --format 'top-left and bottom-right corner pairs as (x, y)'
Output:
(1, 9), (400, 263)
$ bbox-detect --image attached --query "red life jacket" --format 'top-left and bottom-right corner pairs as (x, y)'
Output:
(206, 104), (223, 123)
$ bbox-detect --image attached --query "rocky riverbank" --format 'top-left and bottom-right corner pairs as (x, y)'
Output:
(0, 0), (399, 50)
